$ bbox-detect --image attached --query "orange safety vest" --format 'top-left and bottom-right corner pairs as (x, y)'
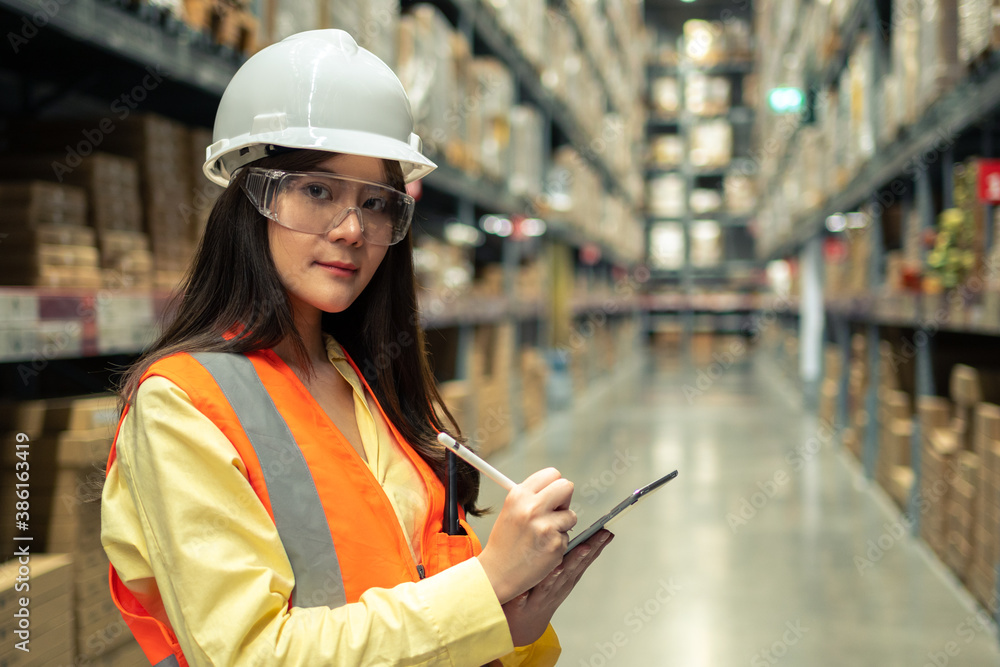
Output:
(105, 348), (484, 667)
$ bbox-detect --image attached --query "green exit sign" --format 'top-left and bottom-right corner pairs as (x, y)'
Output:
(768, 87), (804, 113)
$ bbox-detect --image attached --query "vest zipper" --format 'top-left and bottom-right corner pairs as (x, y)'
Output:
(416, 564), (426, 579)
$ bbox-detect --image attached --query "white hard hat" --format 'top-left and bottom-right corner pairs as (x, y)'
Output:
(203, 29), (436, 187)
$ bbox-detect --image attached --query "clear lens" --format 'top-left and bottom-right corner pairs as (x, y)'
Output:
(242, 168), (414, 246)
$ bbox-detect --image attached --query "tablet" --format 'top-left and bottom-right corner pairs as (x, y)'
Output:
(565, 470), (678, 554)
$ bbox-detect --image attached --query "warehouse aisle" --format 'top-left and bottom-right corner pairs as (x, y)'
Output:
(470, 345), (1000, 666)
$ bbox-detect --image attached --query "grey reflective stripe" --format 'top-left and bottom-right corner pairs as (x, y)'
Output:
(153, 656), (180, 667)
(191, 352), (347, 609)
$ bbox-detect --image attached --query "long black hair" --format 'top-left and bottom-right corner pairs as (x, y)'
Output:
(119, 149), (482, 514)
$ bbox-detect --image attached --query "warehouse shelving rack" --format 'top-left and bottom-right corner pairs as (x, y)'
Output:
(0, 0), (237, 95)
(754, 0), (1000, 625)
(0, 0), (650, 452)
(394, 0), (650, 439)
(644, 41), (762, 343)
(438, 0), (639, 211)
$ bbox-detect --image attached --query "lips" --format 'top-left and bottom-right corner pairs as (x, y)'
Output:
(315, 260), (358, 276)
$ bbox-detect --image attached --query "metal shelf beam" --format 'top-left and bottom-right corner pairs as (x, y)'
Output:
(0, 0), (239, 95)
(766, 61), (1000, 259)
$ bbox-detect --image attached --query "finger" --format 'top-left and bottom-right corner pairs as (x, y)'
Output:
(536, 477), (575, 511)
(567, 534), (614, 585)
(518, 467), (563, 493)
(549, 508), (578, 533)
(537, 567), (561, 597)
(561, 531), (613, 575)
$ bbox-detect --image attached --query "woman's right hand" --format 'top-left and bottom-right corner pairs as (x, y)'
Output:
(476, 468), (577, 604)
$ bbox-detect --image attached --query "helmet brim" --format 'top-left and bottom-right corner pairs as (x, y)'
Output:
(204, 127), (438, 187)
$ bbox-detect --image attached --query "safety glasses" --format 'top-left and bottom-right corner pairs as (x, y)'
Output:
(241, 167), (415, 246)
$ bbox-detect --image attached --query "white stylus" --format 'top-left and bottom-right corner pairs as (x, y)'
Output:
(437, 432), (517, 491)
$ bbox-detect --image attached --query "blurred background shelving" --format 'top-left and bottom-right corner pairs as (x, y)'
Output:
(750, 0), (1000, 628)
(8, 0), (1000, 663)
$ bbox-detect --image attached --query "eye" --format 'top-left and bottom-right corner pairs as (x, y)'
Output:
(362, 196), (388, 212)
(304, 183), (332, 200)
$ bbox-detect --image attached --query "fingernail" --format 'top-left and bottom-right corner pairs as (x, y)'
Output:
(599, 533), (610, 544)
(552, 567), (563, 577)
(578, 546), (592, 558)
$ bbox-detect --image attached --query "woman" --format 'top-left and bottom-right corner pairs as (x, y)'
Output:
(101, 29), (611, 666)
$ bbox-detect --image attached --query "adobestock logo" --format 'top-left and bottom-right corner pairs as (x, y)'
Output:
(578, 449), (639, 505)
(750, 620), (809, 666)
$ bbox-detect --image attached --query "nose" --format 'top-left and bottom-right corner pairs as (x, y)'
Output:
(326, 207), (365, 245)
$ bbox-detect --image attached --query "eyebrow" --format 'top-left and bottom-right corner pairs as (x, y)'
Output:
(311, 167), (391, 187)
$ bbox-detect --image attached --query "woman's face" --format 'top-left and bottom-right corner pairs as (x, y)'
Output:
(268, 153), (392, 316)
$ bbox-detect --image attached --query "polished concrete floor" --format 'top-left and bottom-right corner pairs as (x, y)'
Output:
(469, 345), (1000, 666)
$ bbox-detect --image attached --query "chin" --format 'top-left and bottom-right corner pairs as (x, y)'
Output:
(315, 297), (357, 314)
(289, 286), (356, 315)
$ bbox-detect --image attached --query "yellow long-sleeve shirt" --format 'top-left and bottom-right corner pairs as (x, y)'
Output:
(101, 336), (559, 666)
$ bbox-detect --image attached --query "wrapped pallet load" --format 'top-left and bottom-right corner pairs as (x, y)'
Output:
(0, 181), (99, 289)
(321, 0), (400, 68)
(396, 4), (459, 158)
(918, 0), (961, 112)
(508, 105), (545, 198)
(467, 58), (515, 183)
(259, 0), (321, 45)
(0, 152), (149, 289)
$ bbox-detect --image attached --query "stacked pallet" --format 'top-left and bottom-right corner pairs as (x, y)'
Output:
(818, 345), (842, 427)
(842, 334), (869, 461)
(470, 323), (514, 457)
(0, 152), (151, 290)
(970, 411), (1000, 612)
(0, 555), (74, 667)
(11, 115), (196, 289)
(520, 347), (548, 433)
(183, 0), (258, 55)
(876, 341), (915, 510)
(106, 115), (196, 289)
(0, 395), (141, 664)
(436, 380), (472, 437)
(877, 390), (914, 510)
(915, 364), (1000, 584)
(946, 450), (979, 578)
(0, 181), (100, 289)
(919, 395), (957, 561)
(23, 395), (132, 662)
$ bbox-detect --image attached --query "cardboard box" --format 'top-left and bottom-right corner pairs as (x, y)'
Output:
(0, 554), (73, 614)
(951, 365), (1000, 407)
(890, 466), (915, 509)
(46, 469), (104, 554)
(0, 553), (74, 663)
(922, 427), (960, 555)
(0, 181), (86, 227)
(918, 395), (953, 432)
(436, 380), (471, 436)
(520, 348), (548, 433)
(819, 379), (839, 427)
(0, 225), (96, 251)
(0, 154), (142, 235)
(76, 637), (145, 667)
(42, 395), (118, 435)
(946, 451), (979, 579)
(0, 430), (112, 469)
(0, 401), (48, 439)
(470, 324), (514, 456)
(918, 0), (961, 111)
